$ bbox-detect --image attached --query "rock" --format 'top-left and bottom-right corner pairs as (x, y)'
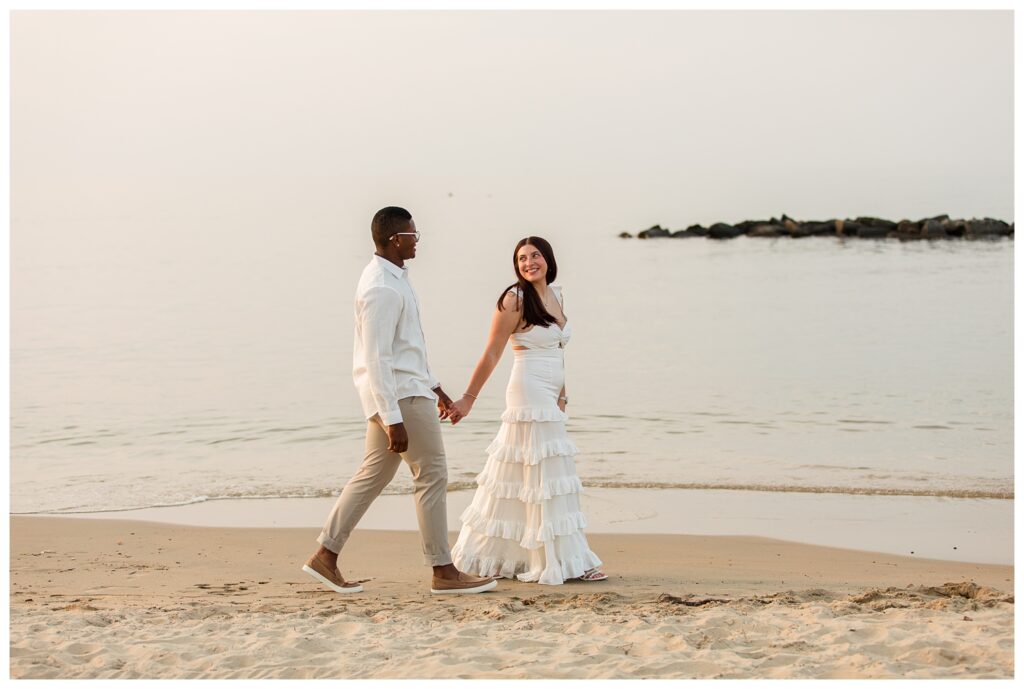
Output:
(748, 224), (781, 237)
(734, 220), (772, 232)
(797, 221), (838, 236)
(637, 225), (670, 239)
(618, 231), (633, 239)
(896, 219), (921, 235)
(890, 220), (922, 241)
(856, 224), (890, 239)
(921, 217), (949, 239)
(965, 218), (1012, 238)
(707, 222), (744, 239)
(855, 216), (897, 230)
(946, 219), (967, 238)
(671, 224), (708, 237)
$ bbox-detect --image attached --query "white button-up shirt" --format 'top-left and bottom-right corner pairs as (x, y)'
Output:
(352, 255), (439, 425)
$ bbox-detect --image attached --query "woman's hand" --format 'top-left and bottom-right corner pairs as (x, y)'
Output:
(435, 387), (455, 421)
(557, 397), (567, 413)
(449, 397), (475, 425)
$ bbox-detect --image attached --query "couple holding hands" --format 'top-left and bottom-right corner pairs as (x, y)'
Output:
(303, 206), (605, 595)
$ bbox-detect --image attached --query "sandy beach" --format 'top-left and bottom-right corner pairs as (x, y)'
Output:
(9, 516), (1014, 679)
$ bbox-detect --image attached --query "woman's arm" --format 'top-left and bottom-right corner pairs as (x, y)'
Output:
(450, 292), (522, 423)
(556, 286), (567, 412)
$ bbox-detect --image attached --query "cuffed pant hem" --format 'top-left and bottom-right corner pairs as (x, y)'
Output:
(316, 532), (345, 554)
(426, 552), (453, 567)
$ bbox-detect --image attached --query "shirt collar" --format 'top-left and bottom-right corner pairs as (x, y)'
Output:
(374, 254), (408, 280)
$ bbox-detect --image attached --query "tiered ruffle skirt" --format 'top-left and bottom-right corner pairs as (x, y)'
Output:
(451, 400), (602, 585)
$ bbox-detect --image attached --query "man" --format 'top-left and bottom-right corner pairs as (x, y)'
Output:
(303, 206), (497, 595)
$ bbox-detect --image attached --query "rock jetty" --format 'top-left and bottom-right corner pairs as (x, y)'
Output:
(620, 215), (1013, 240)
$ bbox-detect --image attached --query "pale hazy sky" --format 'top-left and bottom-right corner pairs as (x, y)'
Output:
(11, 10), (1014, 234)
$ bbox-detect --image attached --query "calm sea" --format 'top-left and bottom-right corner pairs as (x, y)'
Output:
(10, 219), (1013, 514)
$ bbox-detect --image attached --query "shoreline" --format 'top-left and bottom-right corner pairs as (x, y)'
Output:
(30, 487), (1014, 565)
(9, 516), (1014, 679)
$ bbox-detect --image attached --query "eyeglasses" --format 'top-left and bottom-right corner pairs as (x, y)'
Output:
(393, 231), (421, 242)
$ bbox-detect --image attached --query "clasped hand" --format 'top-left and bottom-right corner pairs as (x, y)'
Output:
(434, 387), (471, 425)
(446, 397), (473, 425)
(439, 397), (473, 425)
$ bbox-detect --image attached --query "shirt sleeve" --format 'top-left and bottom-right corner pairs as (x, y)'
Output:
(358, 285), (404, 425)
(425, 365), (440, 392)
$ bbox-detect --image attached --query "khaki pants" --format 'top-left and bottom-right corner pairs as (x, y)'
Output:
(317, 396), (452, 567)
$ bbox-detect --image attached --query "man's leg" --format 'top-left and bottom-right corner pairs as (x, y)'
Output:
(316, 414), (401, 559)
(399, 397), (496, 593)
(396, 397), (453, 567)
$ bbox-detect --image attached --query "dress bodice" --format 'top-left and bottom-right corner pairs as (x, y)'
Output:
(509, 320), (571, 350)
(508, 285), (570, 350)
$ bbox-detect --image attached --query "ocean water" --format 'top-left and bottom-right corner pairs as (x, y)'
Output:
(10, 220), (1013, 515)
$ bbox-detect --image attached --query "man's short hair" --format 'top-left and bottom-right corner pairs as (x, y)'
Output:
(371, 206), (413, 247)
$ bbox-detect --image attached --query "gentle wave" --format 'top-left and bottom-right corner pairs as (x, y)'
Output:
(10, 480), (1012, 516)
(10, 495), (217, 516)
(576, 481), (1013, 500)
(8, 490), (341, 516)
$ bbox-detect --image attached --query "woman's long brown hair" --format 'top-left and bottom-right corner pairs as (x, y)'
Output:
(496, 236), (559, 328)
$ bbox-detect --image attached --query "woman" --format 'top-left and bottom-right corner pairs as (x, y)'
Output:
(449, 237), (606, 585)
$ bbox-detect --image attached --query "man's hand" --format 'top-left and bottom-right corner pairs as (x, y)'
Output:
(386, 422), (409, 454)
(449, 397), (474, 425)
(435, 386), (456, 421)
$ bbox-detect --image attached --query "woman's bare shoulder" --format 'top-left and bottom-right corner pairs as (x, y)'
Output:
(501, 288), (522, 311)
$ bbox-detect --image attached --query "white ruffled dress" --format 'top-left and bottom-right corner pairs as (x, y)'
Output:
(451, 287), (602, 585)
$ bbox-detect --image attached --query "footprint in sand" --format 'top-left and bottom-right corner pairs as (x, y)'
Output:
(324, 621), (364, 635)
(64, 642), (103, 657)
